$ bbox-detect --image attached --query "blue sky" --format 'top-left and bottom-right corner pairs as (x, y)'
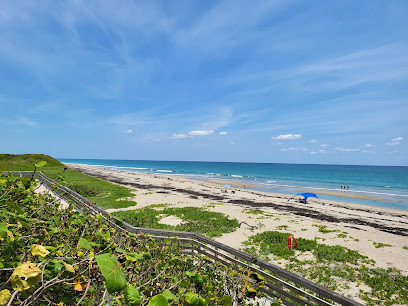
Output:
(0, 1), (407, 165)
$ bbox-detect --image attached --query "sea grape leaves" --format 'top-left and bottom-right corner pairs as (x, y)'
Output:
(78, 237), (91, 251)
(11, 262), (42, 291)
(0, 289), (12, 305)
(95, 253), (127, 294)
(147, 294), (168, 306)
(35, 161), (47, 168)
(62, 261), (75, 273)
(184, 293), (206, 306)
(19, 220), (31, 231)
(0, 222), (7, 237)
(162, 289), (179, 304)
(6, 202), (24, 214)
(219, 295), (232, 306)
(31, 244), (50, 257)
(124, 283), (142, 306)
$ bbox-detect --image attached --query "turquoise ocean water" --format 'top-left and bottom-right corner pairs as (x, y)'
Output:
(58, 159), (408, 210)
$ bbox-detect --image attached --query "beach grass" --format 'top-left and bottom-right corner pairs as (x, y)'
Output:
(242, 230), (408, 305)
(0, 154), (136, 209)
(112, 206), (240, 238)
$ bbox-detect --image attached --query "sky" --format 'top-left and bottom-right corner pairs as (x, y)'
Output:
(0, 1), (407, 166)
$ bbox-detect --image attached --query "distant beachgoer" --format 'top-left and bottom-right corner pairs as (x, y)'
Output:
(244, 185), (246, 189)
(347, 186), (349, 190)
(341, 185), (343, 190)
(232, 190), (235, 194)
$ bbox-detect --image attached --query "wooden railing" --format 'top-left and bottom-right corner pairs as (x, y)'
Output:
(5, 171), (363, 306)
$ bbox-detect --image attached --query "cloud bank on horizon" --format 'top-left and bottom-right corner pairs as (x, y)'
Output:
(0, 1), (407, 165)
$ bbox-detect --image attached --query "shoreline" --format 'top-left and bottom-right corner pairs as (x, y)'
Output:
(298, 189), (392, 202)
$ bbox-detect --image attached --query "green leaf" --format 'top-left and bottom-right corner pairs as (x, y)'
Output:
(7, 202), (24, 214)
(148, 294), (168, 306)
(19, 221), (31, 231)
(78, 238), (91, 251)
(126, 253), (143, 262)
(21, 176), (28, 185)
(162, 289), (179, 304)
(115, 247), (125, 254)
(219, 295), (232, 306)
(35, 161), (47, 168)
(0, 289), (12, 305)
(0, 222), (7, 237)
(184, 293), (206, 306)
(95, 253), (127, 294)
(124, 283), (142, 306)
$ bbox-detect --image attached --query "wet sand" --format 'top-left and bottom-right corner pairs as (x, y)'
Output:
(298, 189), (392, 202)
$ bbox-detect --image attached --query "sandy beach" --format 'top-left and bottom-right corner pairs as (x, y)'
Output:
(65, 163), (408, 301)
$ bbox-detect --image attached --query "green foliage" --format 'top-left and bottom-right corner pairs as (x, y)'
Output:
(0, 154), (63, 171)
(124, 284), (142, 306)
(148, 294), (169, 306)
(113, 206), (240, 238)
(95, 253), (127, 294)
(242, 209), (265, 215)
(243, 230), (408, 305)
(0, 174), (258, 304)
(373, 241), (392, 248)
(313, 224), (339, 233)
(161, 289), (179, 304)
(0, 154), (136, 209)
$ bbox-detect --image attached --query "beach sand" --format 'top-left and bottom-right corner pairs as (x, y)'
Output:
(64, 163), (408, 301)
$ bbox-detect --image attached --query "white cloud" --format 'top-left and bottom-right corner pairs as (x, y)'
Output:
(219, 131), (228, 135)
(387, 136), (403, 145)
(189, 130), (214, 136)
(280, 148), (296, 151)
(366, 144), (373, 147)
(17, 116), (38, 126)
(310, 151), (317, 154)
(301, 148), (308, 151)
(125, 129), (133, 134)
(335, 148), (360, 152)
(309, 139), (317, 143)
(320, 144), (329, 147)
(276, 142), (282, 145)
(271, 133), (301, 140)
(319, 149), (326, 153)
(170, 133), (190, 139)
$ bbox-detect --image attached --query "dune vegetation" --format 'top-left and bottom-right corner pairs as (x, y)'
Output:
(0, 163), (263, 305)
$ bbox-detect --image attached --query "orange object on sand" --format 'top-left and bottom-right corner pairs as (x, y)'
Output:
(288, 235), (297, 250)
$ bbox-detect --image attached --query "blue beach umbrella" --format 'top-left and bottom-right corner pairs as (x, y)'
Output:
(287, 193), (324, 205)
(224, 184), (231, 188)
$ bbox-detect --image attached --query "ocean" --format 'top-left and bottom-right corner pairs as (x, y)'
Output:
(58, 158), (408, 210)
